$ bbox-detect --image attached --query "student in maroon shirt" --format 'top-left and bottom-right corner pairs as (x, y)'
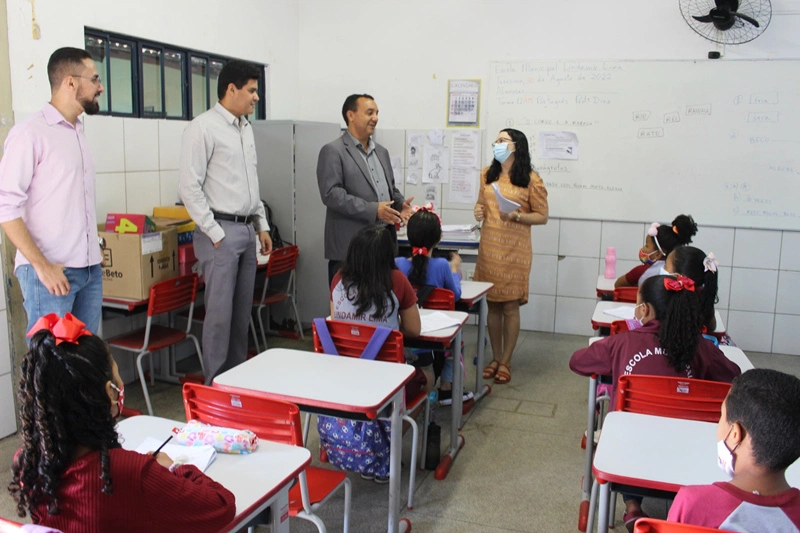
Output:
(570, 275), (740, 531)
(8, 314), (235, 533)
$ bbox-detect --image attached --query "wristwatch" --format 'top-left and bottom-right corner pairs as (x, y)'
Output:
(515, 212), (522, 222)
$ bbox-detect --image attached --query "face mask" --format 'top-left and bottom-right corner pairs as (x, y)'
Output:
(110, 383), (124, 419)
(717, 426), (740, 478)
(493, 143), (512, 163)
(638, 249), (659, 265)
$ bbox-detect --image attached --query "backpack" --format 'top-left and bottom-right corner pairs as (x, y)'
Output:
(261, 200), (288, 248)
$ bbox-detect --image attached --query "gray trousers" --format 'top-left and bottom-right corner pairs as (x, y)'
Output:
(193, 221), (256, 385)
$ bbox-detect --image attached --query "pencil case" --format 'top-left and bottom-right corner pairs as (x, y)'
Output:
(174, 419), (259, 454)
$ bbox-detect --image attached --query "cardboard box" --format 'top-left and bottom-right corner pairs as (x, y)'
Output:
(105, 214), (155, 234)
(151, 216), (196, 245)
(99, 227), (179, 300)
(153, 205), (191, 219)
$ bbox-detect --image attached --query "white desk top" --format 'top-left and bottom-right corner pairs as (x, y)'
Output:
(596, 275), (616, 294)
(587, 338), (753, 372)
(594, 411), (800, 493)
(214, 348), (414, 417)
(117, 415), (310, 532)
(417, 308), (468, 344)
(591, 301), (726, 333)
(459, 281), (493, 305)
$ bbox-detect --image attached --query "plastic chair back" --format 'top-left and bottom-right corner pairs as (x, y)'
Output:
(182, 383), (302, 446)
(634, 517), (725, 532)
(613, 286), (638, 303)
(147, 274), (198, 317)
(312, 319), (405, 364)
(265, 245), (299, 278)
(610, 320), (629, 335)
(415, 287), (455, 311)
(616, 375), (731, 423)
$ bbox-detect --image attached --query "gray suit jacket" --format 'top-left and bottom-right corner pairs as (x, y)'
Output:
(317, 133), (404, 261)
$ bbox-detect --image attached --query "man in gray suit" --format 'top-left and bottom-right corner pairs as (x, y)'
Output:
(317, 94), (413, 283)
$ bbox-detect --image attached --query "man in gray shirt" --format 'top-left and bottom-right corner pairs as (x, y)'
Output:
(179, 60), (271, 384)
(317, 94), (414, 284)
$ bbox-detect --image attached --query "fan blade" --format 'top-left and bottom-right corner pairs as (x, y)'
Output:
(693, 15), (714, 23)
(733, 12), (760, 27)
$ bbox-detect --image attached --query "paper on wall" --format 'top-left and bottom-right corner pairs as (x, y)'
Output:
(449, 166), (479, 204)
(450, 130), (480, 169)
(423, 185), (439, 207)
(422, 145), (449, 184)
(492, 182), (521, 214)
(427, 129), (444, 146)
(406, 168), (419, 185)
(407, 134), (425, 169)
(390, 156), (402, 180)
(538, 131), (579, 160)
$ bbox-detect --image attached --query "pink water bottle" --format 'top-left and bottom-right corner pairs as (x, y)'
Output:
(604, 247), (617, 279)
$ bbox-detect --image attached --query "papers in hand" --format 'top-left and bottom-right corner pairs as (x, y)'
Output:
(603, 306), (636, 320)
(420, 311), (462, 334)
(491, 183), (521, 215)
(136, 436), (217, 472)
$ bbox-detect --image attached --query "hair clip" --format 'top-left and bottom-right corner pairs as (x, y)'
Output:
(412, 202), (442, 225)
(672, 225), (679, 235)
(26, 313), (92, 345)
(412, 246), (429, 256)
(703, 252), (719, 273)
(664, 275), (696, 292)
(647, 222), (660, 237)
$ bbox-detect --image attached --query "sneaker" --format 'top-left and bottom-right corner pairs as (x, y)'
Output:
(360, 472), (390, 484)
(359, 473), (374, 481)
(438, 389), (474, 406)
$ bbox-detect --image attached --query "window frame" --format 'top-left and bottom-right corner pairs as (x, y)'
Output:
(85, 27), (266, 121)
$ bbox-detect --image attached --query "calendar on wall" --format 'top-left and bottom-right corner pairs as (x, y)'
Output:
(447, 79), (480, 127)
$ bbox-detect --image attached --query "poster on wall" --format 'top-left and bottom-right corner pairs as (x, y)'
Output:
(422, 145), (449, 184)
(449, 166), (479, 205)
(447, 79), (481, 127)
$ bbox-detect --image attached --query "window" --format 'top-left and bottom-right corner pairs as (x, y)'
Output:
(84, 29), (265, 120)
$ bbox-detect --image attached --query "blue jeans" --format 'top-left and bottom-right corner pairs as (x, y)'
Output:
(16, 264), (103, 335)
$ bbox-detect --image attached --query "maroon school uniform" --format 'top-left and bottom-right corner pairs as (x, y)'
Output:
(569, 320), (741, 410)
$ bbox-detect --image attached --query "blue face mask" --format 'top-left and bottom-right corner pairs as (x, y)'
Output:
(493, 143), (512, 163)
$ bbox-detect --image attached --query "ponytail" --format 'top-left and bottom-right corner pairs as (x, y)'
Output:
(406, 209), (442, 286)
(654, 214), (698, 255)
(640, 275), (701, 373)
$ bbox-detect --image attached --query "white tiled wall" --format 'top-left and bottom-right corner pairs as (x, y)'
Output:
(518, 218), (800, 355)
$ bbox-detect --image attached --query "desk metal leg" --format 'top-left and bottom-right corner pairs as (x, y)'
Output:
(388, 391), (410, 533)
(596, 481), (610, 533)
(472, 296), (491, 405)
(579, 375), (598, 531)
(435, 330), (465, 480)
(269, 487), (290, 533)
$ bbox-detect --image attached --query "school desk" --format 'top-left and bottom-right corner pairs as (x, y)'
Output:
(596, 275), (616, 298)
(591, 301), (726, 334)
(457, 280), (494, 407)
(117, 415), (310, 533)
(589, 411), (800, 533)
(212, 348), (415, 533)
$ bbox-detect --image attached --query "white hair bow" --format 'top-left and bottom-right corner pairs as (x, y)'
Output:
(703, 252), (719, 273)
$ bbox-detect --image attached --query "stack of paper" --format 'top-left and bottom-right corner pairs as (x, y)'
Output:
(441, 224), (480, 242)
(135, 436), (217, 472)
(492, 183), (521, 215)
(420, 311), (463, 334)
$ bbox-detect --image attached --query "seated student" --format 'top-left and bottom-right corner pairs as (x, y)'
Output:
(664, 246), (734, 345)
(323, 225), (430, 483)
(394, 206), (463, 400)
(570, 275), (741, 531)
(615, 214), (698, 288)
(8, 313), (235, 533)
(668, 369), (800, 532)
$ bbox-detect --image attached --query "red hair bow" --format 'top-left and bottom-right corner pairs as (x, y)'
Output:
(26, 313), (92, 345)
(412, 246), (429, 256)
(664, 275), (695, 293)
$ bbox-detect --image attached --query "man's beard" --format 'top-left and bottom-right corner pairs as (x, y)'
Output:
(79, 92), (100, 115)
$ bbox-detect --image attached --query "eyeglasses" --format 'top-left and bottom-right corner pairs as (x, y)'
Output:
(72, 74), (102, 85)
(492, 140), (515, 147)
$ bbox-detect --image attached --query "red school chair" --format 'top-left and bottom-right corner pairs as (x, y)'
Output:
(312, 319), (430, 510)
(107, 274), (205, 417)
(634, 517), (725, 532)
(183, 383), (350, 533)
(253, 245), (304, 349)
(584, 376), (731, 532)
(415, 287), (455, 311)
(613, 286), (638, 303)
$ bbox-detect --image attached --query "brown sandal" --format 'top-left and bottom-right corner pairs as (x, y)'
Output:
(483, 360), (500, 379)
(494, 363), (511, 384)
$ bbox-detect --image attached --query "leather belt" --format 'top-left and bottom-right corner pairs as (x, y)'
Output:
(212, 211), (255, 224)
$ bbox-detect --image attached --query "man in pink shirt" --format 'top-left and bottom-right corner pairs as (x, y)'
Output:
(0, 47), (105, 334)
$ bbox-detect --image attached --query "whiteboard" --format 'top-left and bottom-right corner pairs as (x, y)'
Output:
(487, 60), (800, 230)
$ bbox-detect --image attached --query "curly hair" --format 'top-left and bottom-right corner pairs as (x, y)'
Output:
(639, 275), (702, 373)
(339, 224), (398, 318)
(9, 332), (121, 518)
(406, 210), (442, 287)
(668, 246), (718, 331)
(485, 128), (533, 188)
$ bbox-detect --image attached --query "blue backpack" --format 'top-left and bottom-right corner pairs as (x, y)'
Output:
(314, 319), (394, 477)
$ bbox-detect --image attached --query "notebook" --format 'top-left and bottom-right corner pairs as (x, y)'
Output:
(135, 436), (217, 472)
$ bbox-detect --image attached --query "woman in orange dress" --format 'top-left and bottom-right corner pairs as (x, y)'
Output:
(473, 129), (549, 384)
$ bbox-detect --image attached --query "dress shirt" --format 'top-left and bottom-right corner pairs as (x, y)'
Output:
(179, 102), (268, 244)
(0, 104), (101, 270)
(347, 131), (391, 203)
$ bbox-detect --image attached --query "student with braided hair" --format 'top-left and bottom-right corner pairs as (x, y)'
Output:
(615, 214), (698, 288)
(570, 275), (741, 531)
(8, 313), (235, 532)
